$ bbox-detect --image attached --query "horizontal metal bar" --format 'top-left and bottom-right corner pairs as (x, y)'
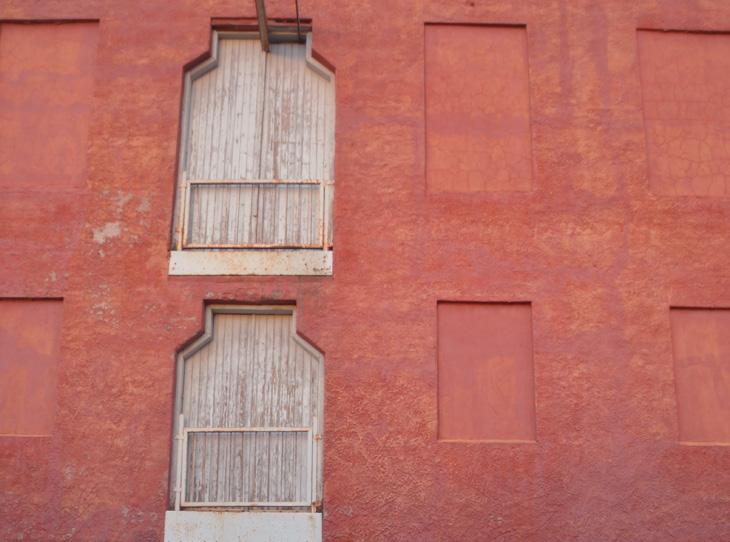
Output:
(214, 25), (313, 35)
(180, 179), (334, 250)
(181, 501), (312, 507)
(268, 24), (312, 33)
(184, 427), (311, 433)
(182, 243), (333, 250)
(187, 179), (331, 186)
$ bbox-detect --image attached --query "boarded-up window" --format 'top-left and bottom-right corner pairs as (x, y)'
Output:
(425, 25), (533, 193)
(0, 299), (63, 436)
(170, 306), (324, 509)
(437, 302), (536, 441)
(172, 33), (335, 253)
(0, 22), (98, 188)
(670, 308), (730, 444)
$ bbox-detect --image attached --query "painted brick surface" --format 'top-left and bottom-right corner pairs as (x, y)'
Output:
(0, 1), (729, 541)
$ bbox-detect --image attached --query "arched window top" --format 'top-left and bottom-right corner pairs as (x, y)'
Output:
(180, 32), (335, 182)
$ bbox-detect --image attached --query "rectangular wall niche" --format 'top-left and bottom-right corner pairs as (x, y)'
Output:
(425, 24), (533, 193)
(638, 30), (730, 196)
(670, 308), (730, 444)
(0, 299), (63, 436)
(437, 302), (536, 442)
(0, 22), (98, 189)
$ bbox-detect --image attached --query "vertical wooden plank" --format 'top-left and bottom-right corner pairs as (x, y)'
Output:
(243, 316), (258, 501)
(207, 318), (220, 502)
(219, 316), (230, 501)
(229, 315), (242, 501)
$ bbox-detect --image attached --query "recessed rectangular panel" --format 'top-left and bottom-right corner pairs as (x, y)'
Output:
(638, 31), (730, 196)
(438, 302), (535, 441)
(0, 300), (63, 435)
(0, 23), (98, 188)
(670, 308), (730, 444)
(425, 25), (533, 193)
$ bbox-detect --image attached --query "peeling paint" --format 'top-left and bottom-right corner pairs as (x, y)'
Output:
(137, 197), (151, 213)
(114, 192), (133, 213)
(93, 222), (121, 244)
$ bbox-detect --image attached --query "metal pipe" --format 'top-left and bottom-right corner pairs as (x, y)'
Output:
(182, 243), (332, 249)
(185, 426), (311, 433)
(174, 414), (185, 511)
(188, 178), (324, 185)
(295, 0), (302, 42)
(255, 0), (270, 51)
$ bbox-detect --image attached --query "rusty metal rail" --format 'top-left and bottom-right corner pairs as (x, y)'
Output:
(174, 414), (316, 510)
(175, 179), (333, 251)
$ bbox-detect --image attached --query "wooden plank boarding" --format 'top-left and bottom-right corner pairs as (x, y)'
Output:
(172, 35), (335, 256)
(180, 428), (315, 507)
(170, 306), (324, 510)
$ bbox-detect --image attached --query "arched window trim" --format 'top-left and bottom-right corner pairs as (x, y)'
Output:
(178, 31), (333, 179)
(169, 30), (336, 276)
(169, 304), (325, 511)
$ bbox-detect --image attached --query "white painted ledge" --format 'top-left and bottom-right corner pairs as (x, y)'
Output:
(168, 250), (332, 276)
(164, 511), (321, 542)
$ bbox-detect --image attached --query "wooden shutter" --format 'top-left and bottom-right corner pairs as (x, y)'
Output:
(171, 308), (324, 508)
(178, 36), (335, 249)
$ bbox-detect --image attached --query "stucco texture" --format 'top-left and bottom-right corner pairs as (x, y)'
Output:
(1, 0), (729, 540)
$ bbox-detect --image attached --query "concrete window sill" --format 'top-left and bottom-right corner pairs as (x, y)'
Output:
(168, 250), (332, 276)
(164, 511), (321, 542)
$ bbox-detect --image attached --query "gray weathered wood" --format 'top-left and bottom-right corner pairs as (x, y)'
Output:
(174, 34), (335, 251)
(170, 306), (323, 509)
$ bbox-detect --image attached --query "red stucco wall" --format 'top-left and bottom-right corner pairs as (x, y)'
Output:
(1, 1), (730, 540)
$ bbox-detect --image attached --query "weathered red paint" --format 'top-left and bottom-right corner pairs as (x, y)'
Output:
(0, 22), (98, 188)
(425, 24), (533, 192)
(437, 302), (535, 441)
(1, 1), (729, 541)
(0, 299), (63, 436)
(669, 308), (730, 444)
(638, 30), (730, 196)
(0, 21), (97, 300)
